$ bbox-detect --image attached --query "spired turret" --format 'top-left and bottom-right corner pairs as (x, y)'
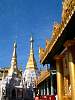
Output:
(23, 36), (39, 88)
(8, 42), (18, 76)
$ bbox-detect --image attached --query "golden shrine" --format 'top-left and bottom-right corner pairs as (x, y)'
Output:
(36, 0), (75, 100)
(0, 42), (22, 81)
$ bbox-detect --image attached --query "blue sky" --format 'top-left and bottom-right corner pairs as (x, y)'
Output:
(0, 0), (62, 71)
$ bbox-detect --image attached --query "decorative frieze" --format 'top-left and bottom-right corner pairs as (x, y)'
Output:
(62, 0), (75, 25)
(45, 39), (50, 49)
(52, 23), (60, 37)
(39, 47), (45, 60)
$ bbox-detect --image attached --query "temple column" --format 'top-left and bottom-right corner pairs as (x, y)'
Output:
(44, 82), (45, 95)
(64, 40), (75, 100)
(41, 86), (43, 96)
(33, 89), (35, 98)
(51, 74), (54, 95)
(55, 56), (64, 100)
(47, 81), (49, 95)
(37, 89), (39, 95)
(43, 84), (44, 95)
(39, 88), (41, 96)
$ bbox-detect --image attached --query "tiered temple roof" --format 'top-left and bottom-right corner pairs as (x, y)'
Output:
(39, 0), (75, 64)
(36, 70), (50, 85)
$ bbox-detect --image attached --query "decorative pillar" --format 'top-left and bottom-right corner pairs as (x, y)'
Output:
(47, 81), (49, 95)
(64, 40), (75, 100)
(51, 74), (54, 95)
(63, 56), (69, 95)
(55, 56), (64, 100)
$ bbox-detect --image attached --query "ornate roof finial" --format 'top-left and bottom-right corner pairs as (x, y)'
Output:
(12, 41), (17, 58)
(30, 35), (34, 51)
(14, 41), (17, 48)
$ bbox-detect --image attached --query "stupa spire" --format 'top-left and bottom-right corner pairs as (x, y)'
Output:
(26, 36), (37, 69)
(11, 41), (17, 68)
(8, 41), (18, 76)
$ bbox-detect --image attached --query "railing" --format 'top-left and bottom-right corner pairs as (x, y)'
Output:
(35, 95), (56, 100)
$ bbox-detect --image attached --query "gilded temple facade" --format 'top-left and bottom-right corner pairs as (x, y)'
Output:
(0, 42), (22, 81)
(38, 0), (75, 100)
